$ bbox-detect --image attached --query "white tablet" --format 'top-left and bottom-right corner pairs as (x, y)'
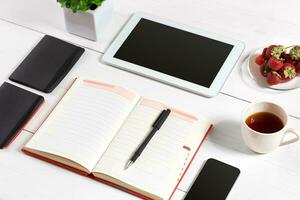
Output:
(103, 13), (245, 97)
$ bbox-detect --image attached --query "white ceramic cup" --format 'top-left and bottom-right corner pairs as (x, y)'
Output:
(241, 102), (299, 153)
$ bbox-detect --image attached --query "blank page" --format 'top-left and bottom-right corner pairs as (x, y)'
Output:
(93, 98), (210, 199)
(25, 79), (140, 172)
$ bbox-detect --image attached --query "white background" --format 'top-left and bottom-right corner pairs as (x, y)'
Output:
(0, 0), (300, 199)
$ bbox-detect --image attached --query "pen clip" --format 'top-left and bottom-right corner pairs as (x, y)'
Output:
(153, 109), (171, 129)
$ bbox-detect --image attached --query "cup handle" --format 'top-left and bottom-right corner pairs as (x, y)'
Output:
(280, 128), (300, 146)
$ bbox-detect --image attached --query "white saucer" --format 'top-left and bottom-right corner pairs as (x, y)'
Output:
(247, 48), (300, 91)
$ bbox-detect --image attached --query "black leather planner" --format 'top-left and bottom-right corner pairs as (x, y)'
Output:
(9, 35), (85, 93)
(0, 82), (44, 148)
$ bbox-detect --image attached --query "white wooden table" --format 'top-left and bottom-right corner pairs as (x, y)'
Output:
(0, 0), (300, 199)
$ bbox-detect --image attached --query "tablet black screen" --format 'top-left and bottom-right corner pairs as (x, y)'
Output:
(114, 18), (233, 88)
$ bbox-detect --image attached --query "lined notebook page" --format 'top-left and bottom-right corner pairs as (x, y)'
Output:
(93, 98), (210, 199)
(25, 79), (140, 172)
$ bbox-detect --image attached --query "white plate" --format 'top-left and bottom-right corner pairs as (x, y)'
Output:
(247, 48), (300, 91)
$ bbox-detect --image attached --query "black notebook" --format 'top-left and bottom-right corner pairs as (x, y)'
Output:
(0, 82), (44, 148)
(9, 35), (85, 93)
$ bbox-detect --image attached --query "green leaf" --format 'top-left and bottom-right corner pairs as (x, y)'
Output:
(57, 0), (104, 13)
(290, 46), (300, 60)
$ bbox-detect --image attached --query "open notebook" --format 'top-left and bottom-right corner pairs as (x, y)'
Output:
(23, 78), (212, 200)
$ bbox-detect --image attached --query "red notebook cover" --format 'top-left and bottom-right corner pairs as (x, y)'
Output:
(22, 78), (213, 199)
(22, 124), (212, 200)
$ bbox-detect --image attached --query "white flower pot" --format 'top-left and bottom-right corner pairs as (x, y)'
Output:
(63, 0), (113, 41)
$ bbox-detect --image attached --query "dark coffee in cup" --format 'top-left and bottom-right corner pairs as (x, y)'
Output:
(242, 102), (299, 153)
(245, 112), (284, 133)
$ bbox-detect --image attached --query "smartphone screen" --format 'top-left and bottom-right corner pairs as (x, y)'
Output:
(184, 158), (240, 200)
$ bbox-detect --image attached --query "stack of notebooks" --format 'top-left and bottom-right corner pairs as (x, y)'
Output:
(22, 78), (212, 200)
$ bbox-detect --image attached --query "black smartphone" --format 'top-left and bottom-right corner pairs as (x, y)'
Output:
(184, 158), (240, 200)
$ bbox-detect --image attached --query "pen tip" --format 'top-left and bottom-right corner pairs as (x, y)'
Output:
(124, 160), (133, 170)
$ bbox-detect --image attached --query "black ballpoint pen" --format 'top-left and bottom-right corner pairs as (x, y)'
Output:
(125, 108), (171, 170)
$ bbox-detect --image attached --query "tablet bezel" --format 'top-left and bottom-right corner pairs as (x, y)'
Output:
(102, 13), (245, 97)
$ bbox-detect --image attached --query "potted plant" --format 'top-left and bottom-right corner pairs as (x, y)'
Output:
(57, 0), (113, 41)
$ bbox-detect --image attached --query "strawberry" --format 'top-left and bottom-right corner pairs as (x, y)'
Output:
(295, 61), (300, 75)
(289, 46), (300, 60)
(281, 52), (294, 65)
(260, 63), (271, 77)
(266, 71), (282, 85)
(266, 45), (285, 59)
(255, 55), (265, 65)
(278, 63), (297, 82)
(262, 48), (268, 59)
(268, 57), (283, 70)
(265, 45), (276, 59)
